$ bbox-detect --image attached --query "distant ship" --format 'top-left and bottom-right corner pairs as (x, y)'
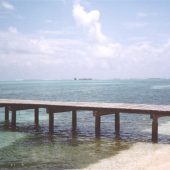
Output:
(78, 78), (92, 80)
(74, 78), (92, 80)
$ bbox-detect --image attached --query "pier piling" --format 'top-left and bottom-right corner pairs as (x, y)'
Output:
(49, 111), (54, 134)
(95, 115), (101, 137)
(152, 114), (158, 142)
(115, 112), (120, 136)
(5, 106), (9, 127)
(11, 109), (16, 129)
(34, 107), (39, 128)
(72, 110), (77, 131)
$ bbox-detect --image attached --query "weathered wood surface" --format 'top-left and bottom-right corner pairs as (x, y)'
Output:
(0, 99), (170, 115)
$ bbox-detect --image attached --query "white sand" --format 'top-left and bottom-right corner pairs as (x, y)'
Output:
(82, 142), (170, 170)
(82, 121), (170, 170)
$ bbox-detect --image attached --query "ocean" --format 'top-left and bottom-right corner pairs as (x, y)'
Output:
(0, 79), (170, 169)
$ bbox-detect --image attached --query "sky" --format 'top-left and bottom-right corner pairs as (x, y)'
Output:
(0, 0), (170, 80)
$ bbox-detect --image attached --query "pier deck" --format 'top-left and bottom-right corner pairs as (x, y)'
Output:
(1, 99), (170, 142)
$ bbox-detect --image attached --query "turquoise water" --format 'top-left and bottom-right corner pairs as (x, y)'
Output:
(0, 79), (170, 169)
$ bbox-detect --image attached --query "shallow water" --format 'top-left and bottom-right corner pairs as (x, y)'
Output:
(0, 79), (170, 169)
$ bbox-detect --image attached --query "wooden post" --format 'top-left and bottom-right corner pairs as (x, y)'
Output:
(115, 112), (120, 136)
(152, 114), (158, 142)
(5, 106), (9, 127)
(34, 107), (39, 128)
(49, 111), (54, 134)
(72, 110), (77, 131)
(95, 115), (101, 137)
(11, 109), (16, 129)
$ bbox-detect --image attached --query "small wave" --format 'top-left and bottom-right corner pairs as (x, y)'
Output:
(151, 85), (170, 90)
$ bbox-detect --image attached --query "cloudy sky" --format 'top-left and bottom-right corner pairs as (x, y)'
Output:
(0, 0), (170, 80)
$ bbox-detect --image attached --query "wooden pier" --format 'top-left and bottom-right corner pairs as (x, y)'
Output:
(1, 99), (170, 142)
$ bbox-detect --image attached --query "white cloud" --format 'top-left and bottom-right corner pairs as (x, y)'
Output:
(8, 26), (18, 33)
(1, 1), (15, 10)
(72, 3), (170, 79)
(37, 30), (65, 36)
(37, 29), (77, 37)
(1, 24), (170, 79)
(92, 43), (121, 59)
(73, 2), (116, 59)
(0, 27), (79, 66)
(73, 3), (107, 43)
(125, 21), (148, 29)
(45, 19), (53, 23)
(137, 12), (158, 17)
(137, 12), (147, 17)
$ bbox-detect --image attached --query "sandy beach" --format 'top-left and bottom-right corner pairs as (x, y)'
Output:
(82, 121), (170, 170)
(82, 142), (170, 170)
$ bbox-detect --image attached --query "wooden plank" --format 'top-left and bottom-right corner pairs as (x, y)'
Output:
(8, 105), (36, 111)
(152, 114), (158, 142)
(46, 107), (73, 113)
(115, 112), (120, 136)
(72, 110), (77, 131)
(1, 99), (170, 114)
(93, 110), (113, 116)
